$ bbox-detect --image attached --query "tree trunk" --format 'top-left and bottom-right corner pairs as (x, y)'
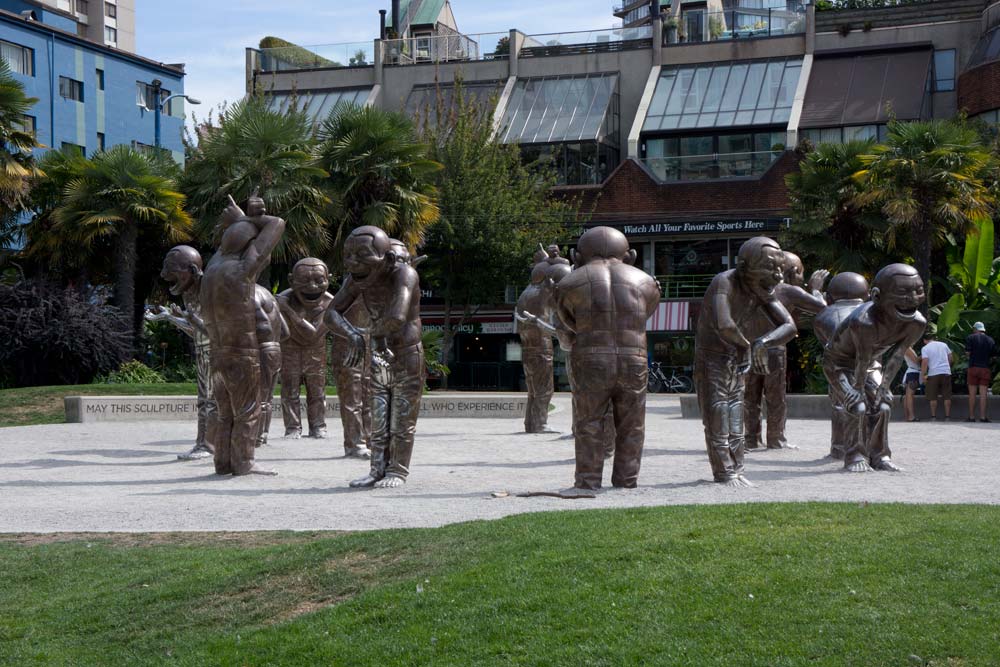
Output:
(912, 216), (933, 312)
(113, 221), (139, 353)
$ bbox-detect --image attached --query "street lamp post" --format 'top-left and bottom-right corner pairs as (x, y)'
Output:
(150, 79), (201, 149)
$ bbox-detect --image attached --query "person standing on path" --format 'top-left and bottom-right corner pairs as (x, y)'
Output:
(903, 347), (921, 422)
(921, 333), (954, 421)
(966, 322), (996, 423)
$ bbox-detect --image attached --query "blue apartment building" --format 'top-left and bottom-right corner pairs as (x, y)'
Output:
(0, 0), (185, 164)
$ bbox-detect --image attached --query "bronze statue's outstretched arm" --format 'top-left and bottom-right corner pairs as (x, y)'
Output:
(780, 284), (828, 315)
(245, 214), (286, 280)
(145, 305), (195, 338)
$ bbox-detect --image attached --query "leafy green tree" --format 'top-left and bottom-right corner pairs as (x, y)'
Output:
(0, 56), (41, 246)
(785, 140), (893, 273)
(181, 96), (332, 267)
(854, 120), (996, 304)
(26, 145), (192, 347)
(315, 104), (441, 254)
(418, 83), (578, 386)
(934, 216), (1000, 341)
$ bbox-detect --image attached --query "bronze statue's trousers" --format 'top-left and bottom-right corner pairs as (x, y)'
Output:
(336, 360), (372, 453)
(194, 341), (217, 453)
(695, 354), (746, 482)
(211, 347), (262, 475)
(280, 344), (326, 434)
(522, 342), (554, 433)
(744, 346), (787, 449)
(258, 342), (281, 446)
(828, 387), (847, 459)
(825, 366), (892, 467)
(369, 344), (424, 480)
(566, 359), (615, 457)
(570, 351), (647, 490)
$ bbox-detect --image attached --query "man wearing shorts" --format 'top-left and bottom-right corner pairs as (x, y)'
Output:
(921, 333), (954, 421)
(966, 322), (995, 423)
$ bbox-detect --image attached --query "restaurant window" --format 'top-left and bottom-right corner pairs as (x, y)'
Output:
(642, 129), (784, 181)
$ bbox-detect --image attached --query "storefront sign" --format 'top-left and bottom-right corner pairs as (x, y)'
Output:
(422, 321), (515, 335)
(480, 321), (515, 334)
(616, 218), (789, 237)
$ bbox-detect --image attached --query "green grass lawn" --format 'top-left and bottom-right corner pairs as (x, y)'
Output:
(1, 504), (997, 666)
(0, 383), (337, 428)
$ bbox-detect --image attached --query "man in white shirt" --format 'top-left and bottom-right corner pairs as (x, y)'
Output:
(920, 333), (954, 421)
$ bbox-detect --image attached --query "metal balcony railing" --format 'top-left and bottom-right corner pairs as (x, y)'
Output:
(639, 151), (782, 182)
(657, 274), (715, 299)
(664, 5), (807, 44)
(382, 32), (509, 65)
(520, 25), (653, 57)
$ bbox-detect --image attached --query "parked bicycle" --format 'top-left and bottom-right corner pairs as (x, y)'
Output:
(647, 363), (694, 394)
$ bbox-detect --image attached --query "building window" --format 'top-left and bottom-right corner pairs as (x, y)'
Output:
(641, 129), (785, 181)
(76, 23), (88, 38)
(96, 68), (104, 90)
(59, 76), (84, 102)
(76, 0), (88, 13)
(97, 132), (105, 151)
(132, 140), (156, 155)
(136, 82), (171, 113)
(802, 124), (888, 146)
(12, 114), (36, 137)
(934, 49), (956, 92)
(0, 41), (34, 77)
(105, 26), (118, 43)
(105, 1), (117, 17)
(61, 142), (86, 156)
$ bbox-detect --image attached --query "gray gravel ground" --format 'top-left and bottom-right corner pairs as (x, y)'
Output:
(1, 394), (997, 533)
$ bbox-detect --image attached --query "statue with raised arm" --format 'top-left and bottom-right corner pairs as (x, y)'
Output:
(556, 227), (660, 491)
(325, 226), (424, 488)
(822, 264), (926, 472)
(744, 251), (829, 451)
(515, 258), (557, 434)
(694, 237), (797, 487)
(146, 245), (216, 461)
(813, 272), (869, 460)
(277, 258), (333, 440)
(199, 192), (284, 476)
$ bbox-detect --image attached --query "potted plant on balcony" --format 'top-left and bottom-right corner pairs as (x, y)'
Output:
(709, 16), (725, 40)
(663, 17), (680, 44)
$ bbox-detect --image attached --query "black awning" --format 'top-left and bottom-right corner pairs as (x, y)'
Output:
(800, 48), (931, 128)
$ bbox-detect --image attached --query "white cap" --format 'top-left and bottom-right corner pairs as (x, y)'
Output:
(974, 321), (986, 331)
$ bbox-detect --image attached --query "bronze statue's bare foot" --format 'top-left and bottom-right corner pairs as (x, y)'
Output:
(284, 429), (301, 439)
(872, 457), (903, 472)
(561, 486), (599, 498)
(350, 472), (381, 488)
(344, 446), (371, 460)
(235, 464), (277, 476)
(845, 460), (874, 473)
(374, 475), (406, 489)
(767, 443), (799, 450)
(178, 445), (212, 461)
(309, 427), (328, 439)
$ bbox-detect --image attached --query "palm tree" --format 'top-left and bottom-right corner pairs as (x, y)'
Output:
(854, 120), (996, 304)
(181, 96), (331, 266)
(315, 104), (441, 253)
(785, 140), (893, 274)
(0, 56), (42, 246)
(43, 145), (192, 346)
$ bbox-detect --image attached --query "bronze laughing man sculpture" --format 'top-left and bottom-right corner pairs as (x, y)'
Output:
(694, 237), (797, 487)
(744, 251), (829, 451)
(515, 261), (557, 434)
(146, 245), (216, 461)
(556, 227), (660, 491)
(254, 283), (286, 448)
(822, 264), (926, 473)
(277, 258), (334, 440)
(326, 226), (424, 489)
(199, 193), (284, 476)
(813, 272), (870, 460)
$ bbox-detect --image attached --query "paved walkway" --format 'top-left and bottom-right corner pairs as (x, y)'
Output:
(1, 395), (997, 532)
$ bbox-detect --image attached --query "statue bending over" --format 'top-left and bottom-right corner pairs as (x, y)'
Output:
(694, 237), (796, 487)
(146, 245), (216, 461)
(822, 264), (925, 472)
(326, 226), (424, 489)
(555, 227), (660, 490)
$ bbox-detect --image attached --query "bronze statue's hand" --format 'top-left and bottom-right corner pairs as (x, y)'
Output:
(750, 341), (770, 375)
(720, 325), (751, 350)
(808, 269), (831, 293)
(144, 305), (169, 322)
(843, 385), (865, 411)
(169, 304), (186, 318)
(342, 330), (366, 368)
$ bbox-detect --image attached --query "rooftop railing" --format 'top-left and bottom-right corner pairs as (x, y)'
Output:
(382, 31), (510, 66)
(639, 150), (782, 182)
(520, 25), (653, 57)
(257, 42), (375, 72)
(665, 5), (807, 44)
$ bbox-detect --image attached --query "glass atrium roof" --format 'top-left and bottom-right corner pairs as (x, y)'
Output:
(498, 73), (620, 144)
(266, 88), (372, 124)
(642, 58), (802, 132)
(404, 81), (503, 130)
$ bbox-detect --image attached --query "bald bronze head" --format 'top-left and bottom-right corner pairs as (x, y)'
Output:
(161, 245), (203, 296)
(827, 272), (869, 302)
(289, 258), (330, 305)
(782, 251), (805, 287)
(529, 262), (550, 285)
(573, 227), (634, 266)
(736, 237), (784, 299)
(871, 263), (925, 323)
(389, 238), (411, 265)
(344, 226), (391, 279)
